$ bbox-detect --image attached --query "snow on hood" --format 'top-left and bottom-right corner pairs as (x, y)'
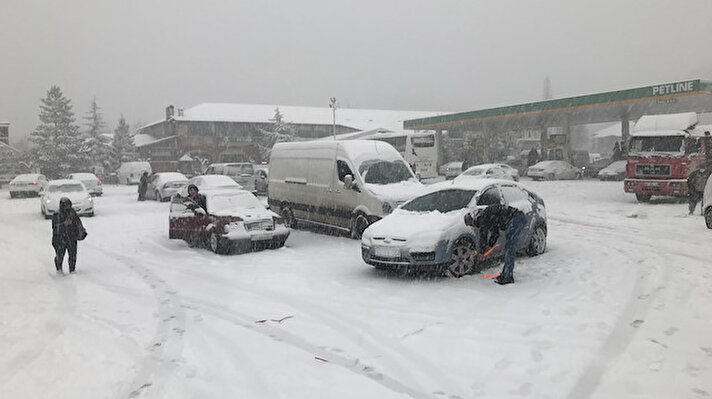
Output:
(46, 190), (90, 204)
(364, 207), (471, 250)
(211, 206), (276, 220)
(364, 179), (426, 203)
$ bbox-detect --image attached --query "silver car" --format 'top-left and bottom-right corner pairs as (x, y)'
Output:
(8, 173), (48, 198)
(41, 179), (95, 218)
(146, 172), (188, 202)
(527, 160), (582, 180)
(361, 179), (547, 276)
(67, 173), (103, 196)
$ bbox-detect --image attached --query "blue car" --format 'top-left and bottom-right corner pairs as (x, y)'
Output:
(361, 179), (547, 276)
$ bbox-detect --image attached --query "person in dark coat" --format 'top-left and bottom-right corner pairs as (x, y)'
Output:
(52, 197), (87, 274)
(687, 164), (711, 215)
(138, 171), (149, 201)
(185, 184), (207, 247)
(612, 142), (623, 161)
(527, 147), (540, 167)
(465, 204), (527, 285)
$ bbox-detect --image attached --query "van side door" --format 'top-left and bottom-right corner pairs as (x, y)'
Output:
(327, 159), (360, 229)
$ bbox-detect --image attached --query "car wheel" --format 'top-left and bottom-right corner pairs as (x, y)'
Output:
(209, 230), (227, 254)
(705, 207), (712, 229)
(635, 193), (652, 202)
(526, 225), (547, 256)
(281, 206), (297, 229)
(88, 211), (95, 217)
(350, 213), (369, 239)
(546, 173), (555, 181)
(447, 237), (478, 277)
(9, 192), (15, 199)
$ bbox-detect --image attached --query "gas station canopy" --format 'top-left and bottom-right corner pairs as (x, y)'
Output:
(404, 79), (712, 132)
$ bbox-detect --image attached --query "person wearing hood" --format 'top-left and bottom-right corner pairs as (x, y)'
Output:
(687, 164), (711, 215)
(185, 184), (207, 247)
(465, 203), (527, 285)
(52, 197), (87, 274)
(138, 171), (149, 201)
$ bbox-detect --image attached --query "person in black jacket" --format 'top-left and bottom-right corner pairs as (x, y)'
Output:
(138, 171), (149, 201)
(52, 197), (87, 274)
(186, 184), (207, 247)
(466, 204), (527, 285)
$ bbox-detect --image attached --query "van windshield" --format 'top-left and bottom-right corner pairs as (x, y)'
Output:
(358, 159), (413, 184)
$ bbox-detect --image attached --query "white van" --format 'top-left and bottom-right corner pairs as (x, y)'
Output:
(268, 140), (425, 238)
(204, 162), (256, 193)
(117, 161), (152, 185)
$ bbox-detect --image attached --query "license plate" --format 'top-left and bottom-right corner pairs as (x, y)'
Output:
(644, 182), (658, 187)
(374, 246), (401, 258)
(251, 233), (272, 241)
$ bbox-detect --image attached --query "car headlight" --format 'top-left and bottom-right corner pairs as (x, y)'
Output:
(45, 199), (52, 204)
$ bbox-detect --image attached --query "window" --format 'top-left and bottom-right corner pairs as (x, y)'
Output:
(477, 187), (503, 206)
(411, 135), (435, 148)
(337, 160), (354, 182)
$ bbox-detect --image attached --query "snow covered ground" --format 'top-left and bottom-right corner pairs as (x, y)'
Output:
(1, 180), (710, 399)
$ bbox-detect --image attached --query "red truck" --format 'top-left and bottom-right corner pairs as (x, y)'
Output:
(624, 112), (712, 202)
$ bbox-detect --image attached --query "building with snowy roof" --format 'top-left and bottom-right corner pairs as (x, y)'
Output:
(135, 103), (441, 170)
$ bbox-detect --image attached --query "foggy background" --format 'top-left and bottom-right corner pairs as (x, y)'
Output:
(2, 0), (712, 148)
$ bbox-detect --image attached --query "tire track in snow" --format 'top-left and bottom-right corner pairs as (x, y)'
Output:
(141, 236), (462, 398)
(83, 243), (186, 399)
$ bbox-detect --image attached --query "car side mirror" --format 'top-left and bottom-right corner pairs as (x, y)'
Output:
(343, 174), (353, 189)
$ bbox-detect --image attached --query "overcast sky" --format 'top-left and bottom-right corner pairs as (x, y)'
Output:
(2, 0), (712, 146)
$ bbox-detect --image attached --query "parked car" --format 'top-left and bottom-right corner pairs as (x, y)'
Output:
(169, 188), (290, 254)
(582, 158), (613, 178)
(254, 168), (269, 195)
(597, 160), (627, 181)
(439, 161), (464, 179)
(8, 173), (48, 198)
(117, 161), (152, 185)
(178, 174), (243, 197)
(41, 179), (94, 218)
(703, 173), (712, 229)
(454, 164), (516, 182)
(146, 172), (188, 202)
(205, 162), (256, 193)
(268, 140), (426, 239)
(361, 179), (547, 276)
(527, 160), (582, 180)
(67, 172), (103, 196)
(494, 163), (520, 181)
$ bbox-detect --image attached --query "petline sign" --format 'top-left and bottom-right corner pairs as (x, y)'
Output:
(651, 80), (697, 96)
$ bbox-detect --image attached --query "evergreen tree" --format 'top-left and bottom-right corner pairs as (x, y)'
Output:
(256, 107), (294, 162)
(111, 114), (138, 169)
(29, 85), (83, 178)
(81, 97), (114, 171)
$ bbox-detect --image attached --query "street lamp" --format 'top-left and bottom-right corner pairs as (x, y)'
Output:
(329, 97), (337, 139)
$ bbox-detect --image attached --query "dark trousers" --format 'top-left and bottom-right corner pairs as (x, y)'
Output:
(53, 240), (77, 272)
(689, 191), (703, 214)
(502, 212), (527, 281)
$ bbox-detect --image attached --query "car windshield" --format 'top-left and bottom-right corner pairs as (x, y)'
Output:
(629, 136), (684, 155)
(401, 189), (477, 213)
(49, 184), (84, 193)
(209, 192), (263, 212)
(358, 159), (412, 184)
(225, 164), (254, 176)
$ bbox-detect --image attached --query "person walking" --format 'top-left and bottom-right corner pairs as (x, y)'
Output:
(465, 203), (527, 285)
(527, 147), (540, 167)
(687, 164), (711, 215)
(138, 171), (149, 201)
(52, 197), (87, 274)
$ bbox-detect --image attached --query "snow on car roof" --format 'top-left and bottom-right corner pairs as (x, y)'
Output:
(155, 172), (187, 181)
(192, 175), (239, 186)
(69, 173), (98, 180)
(634, 112), (698, 132)
(48, 179), (85, 186)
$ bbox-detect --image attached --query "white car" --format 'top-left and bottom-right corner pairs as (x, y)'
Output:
(703, 173), (712, 229)
(178, 174), (243, 197)
(41, 179), (95, 219)
(527, 160), (583, 180)
(494, 163), (521, 181)
(8, 173), (48, 198)
(361, 179), (547, 276)
(597, 160), (627, 181)
(454, 164), (516, 183)
(67, 173), (103, 196)
(146, 172), (188, 202)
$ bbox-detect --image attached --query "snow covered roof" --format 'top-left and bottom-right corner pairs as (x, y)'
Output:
(134, 134), (176, 147)
(142, 103), (445, 132)
(634, 112), (698, 132)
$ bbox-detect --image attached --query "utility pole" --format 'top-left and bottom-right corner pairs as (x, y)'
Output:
(329, 97), (337, 139)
